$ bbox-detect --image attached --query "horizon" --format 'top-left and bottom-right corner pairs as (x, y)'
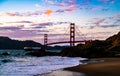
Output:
(0, 0), (120, 44)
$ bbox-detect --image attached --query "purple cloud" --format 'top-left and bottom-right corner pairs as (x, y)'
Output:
(0, 26), (23, 30)
(89, 18), (106, 26)
(56, 9), (65, 13)
(49, 34), (68, 36)
(6, 21), (33, 23)
(102, 8), (109, 11)
(31, 21), (70, 28)
(114, 13), (120, 18)
(88, 24), (120, 29)
(13, 11), (43, 16)
(31, 22), (53, 28)
(100, 25), (120, 28)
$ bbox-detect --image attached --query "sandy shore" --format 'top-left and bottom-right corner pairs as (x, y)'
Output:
(65, 58), (120, 76)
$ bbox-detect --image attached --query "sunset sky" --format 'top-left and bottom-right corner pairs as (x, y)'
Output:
(0, 0), (120, 45)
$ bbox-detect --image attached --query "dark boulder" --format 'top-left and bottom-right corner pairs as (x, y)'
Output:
(26, 49), (46, 56)
(2, 52), (10, 56)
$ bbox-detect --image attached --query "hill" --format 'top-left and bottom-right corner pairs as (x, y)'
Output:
(61, 31), (120, 58)
(0, 36), (43, 49)
(106, 32), (120, 51)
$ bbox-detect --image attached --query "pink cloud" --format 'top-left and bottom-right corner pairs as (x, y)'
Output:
(90, 18), (106, 26)
(95, 19), (105, 25)
(60, 2), (67, 6)
(65, 4), (77, 12)
(0, 12), (15, 16)
(114, 14), (120, 18)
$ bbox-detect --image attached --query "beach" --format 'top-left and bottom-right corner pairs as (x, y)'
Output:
(65, 58), (120, 76)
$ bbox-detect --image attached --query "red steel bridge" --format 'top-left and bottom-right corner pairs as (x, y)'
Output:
(44, 23), (92, 47)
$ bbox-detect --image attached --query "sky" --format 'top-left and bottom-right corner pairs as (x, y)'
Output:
(0, 0), (120, 45)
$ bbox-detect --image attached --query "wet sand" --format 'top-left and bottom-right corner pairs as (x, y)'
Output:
(65, 58), (120, 76)
(41, 70), (85, 76)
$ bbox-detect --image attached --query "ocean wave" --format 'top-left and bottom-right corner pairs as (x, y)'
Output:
(0, 56), (86, 76)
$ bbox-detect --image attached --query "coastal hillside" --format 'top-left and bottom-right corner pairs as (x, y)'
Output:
(61, 31), (120, 58)
(0, 36), (68, 50)
(0, 36), (43, 49)
(106, 32), (120, 51)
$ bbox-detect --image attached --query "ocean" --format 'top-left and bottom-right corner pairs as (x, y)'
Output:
(0, 50), (86, 76)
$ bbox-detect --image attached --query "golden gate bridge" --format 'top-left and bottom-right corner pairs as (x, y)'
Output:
(44, 23), (92, 47)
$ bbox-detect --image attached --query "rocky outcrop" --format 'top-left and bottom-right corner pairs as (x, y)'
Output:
(26, 49), (46, 56)
(26, 49), (60, 57)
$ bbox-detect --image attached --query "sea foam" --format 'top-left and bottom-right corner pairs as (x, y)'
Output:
(0, 56), (86, 76)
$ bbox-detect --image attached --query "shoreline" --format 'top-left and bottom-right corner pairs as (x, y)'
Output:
(40, 70), (85, 76)
(65, 58), (120, 76)
(40, 58), (120, 76)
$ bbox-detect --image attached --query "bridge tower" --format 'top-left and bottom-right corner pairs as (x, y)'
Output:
(44, 34), (48, 48)
(70, 23), (75, 47)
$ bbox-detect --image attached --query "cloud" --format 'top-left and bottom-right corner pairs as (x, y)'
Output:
(85, 6), (102, 11)
(56, 9), (65, 13)
(114, 13), (120, 18)
(49, 34), (66, 36)
(110, 0), (115, 4)
(87, 24), (120, 29)
(99, 0), (115, 5)
(32, 22), (53, 27)
(100, 24), (120, 28)
(6, 21), (33, 23)
(0, 29), (46, 38)
(80, 0), (90, 5)
(55, 22), (70, 24)
(35, 4), (41, 8)
(65, 4), (77, 12)
(42, 0), (78, 13)
(2, 0), (114, 17)
(14, 11), (43, 16)
(44, 9), (53, 16)
(56, 4), (77, 13)
(99, 0), (109, 3)
(0, 23), (3, 25)
(0, 26), (23, 30)
(31, 21), (69, 28)
(85, 31), (112, 36)
(89, 18), (106, 26)
(102, 7), (109, 11)
(43, 0), (77, 6)
(0, 12), (15, 16)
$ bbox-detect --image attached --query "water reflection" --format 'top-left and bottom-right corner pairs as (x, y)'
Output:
(41, 70), (86, 76)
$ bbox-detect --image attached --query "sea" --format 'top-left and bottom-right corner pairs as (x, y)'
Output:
(0, 50), (86, 76)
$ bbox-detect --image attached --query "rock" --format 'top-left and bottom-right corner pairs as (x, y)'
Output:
(26, 49), (46, 56)
(2, 52), (10, 56)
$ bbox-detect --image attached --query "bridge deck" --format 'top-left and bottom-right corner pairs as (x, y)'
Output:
(46, 40), (90, 45)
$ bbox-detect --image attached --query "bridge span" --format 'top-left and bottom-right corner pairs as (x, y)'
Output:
(44, 23), (92, 47)
(46, 40), (91, 45)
